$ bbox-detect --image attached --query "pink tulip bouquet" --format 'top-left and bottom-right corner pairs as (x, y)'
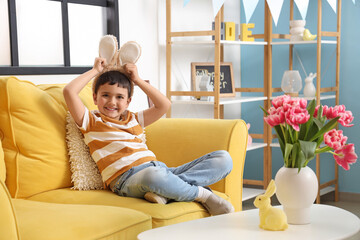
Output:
(261, 95), (357, 171)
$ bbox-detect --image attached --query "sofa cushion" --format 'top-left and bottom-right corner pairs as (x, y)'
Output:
(0, 180), (20, 240)
(13, 199), (151, 240)
(26, 188), (232, 228)
(0, 77), (96, 198)
(0, 136), (5, 183)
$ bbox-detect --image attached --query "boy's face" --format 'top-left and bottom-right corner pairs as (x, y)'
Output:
(93, 83), (131, 120)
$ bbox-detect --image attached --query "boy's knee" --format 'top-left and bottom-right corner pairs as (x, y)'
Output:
(139, 167), (169, 186)
(212, 150), (233, 172)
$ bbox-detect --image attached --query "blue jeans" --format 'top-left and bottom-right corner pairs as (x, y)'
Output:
(111, 150), (233, 202)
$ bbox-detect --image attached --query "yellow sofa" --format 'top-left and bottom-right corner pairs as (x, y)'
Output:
(0, 76), (248, 240)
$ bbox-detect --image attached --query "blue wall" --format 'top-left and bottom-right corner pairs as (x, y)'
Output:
(240, 0), (360, 193)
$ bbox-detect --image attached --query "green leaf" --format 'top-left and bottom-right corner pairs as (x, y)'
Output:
(313, 118), (323, 129)
(288, 143), (307, 171)
(299, 140), (317, 163)
(305, 121), (320, 141)
(260, 106), (269, 116)
(315, 146), (332, 154)
(307, 99), (316, 116)
(316, 105), (323, 120)
(316, 105), (327, 123)
(298, 122), (308, 140)
(309, 117), (340, 142)
(316, 135), (324, 147)
(300, 100), (316, 140)
(291, 143), (299, 168)
(296, 150), (306, 172)
(274, 125), (285, 153)
(284, 143), (293, 167)
(288, 126), (295, 143)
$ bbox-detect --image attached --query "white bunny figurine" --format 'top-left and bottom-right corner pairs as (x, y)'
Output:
(253, 180), (288, 231)
(303, 72), (316, 98)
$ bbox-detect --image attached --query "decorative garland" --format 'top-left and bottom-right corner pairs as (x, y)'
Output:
(183, 0), (355, 25)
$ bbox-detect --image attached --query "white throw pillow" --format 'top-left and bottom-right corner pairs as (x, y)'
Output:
(65, 113), (104, 190)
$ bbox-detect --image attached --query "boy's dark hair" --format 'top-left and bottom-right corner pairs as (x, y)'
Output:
(93, 70), (134, 98)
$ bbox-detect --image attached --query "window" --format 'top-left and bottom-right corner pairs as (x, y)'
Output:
(0, 0), (119, 75)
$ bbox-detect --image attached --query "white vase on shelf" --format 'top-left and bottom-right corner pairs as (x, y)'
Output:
(289, 20), (305, 42)
(303, 73), (316, 98)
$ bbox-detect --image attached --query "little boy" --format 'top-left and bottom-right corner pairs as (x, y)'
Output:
(63, 57), (234, 215)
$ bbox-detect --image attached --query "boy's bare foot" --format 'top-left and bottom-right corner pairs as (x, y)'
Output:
(144, 192), (168, 204)
(202, 193), (234, 216)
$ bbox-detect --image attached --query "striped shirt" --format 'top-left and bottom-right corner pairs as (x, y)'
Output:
(79, 107), (156, 187)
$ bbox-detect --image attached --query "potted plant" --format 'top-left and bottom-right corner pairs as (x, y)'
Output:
(261, 95), (357, 224)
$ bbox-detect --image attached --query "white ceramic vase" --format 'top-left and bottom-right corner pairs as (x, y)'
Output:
(275, 166), (318, 225)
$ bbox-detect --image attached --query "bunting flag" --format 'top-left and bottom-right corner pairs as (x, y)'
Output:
(212, 0), (227, 17)
(266, 0), (284, 26)
(183, 0), (191, 7)
(327, 0), (337, 13)
(294, 0), (309, 20)
(183, 0), (350, 23)
(243, 0), (260, 23)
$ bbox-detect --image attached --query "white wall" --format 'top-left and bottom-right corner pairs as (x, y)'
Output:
(157, 0), (241, 119)
(119, 0), (160, 112)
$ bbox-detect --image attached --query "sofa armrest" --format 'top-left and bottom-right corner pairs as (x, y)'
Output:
(145, 118), (248, 211)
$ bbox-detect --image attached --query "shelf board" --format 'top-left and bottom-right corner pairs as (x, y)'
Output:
(171, 40), (336, 46)
(171, 96), (267, 105)
(320, 186), (335, 196)
(171, 40), (267, 46)
(171, 94), (335, 105)
(243, 186), (334, 202)
(271, 40), (337, 45)
(242, 187), (265, 201)
(271, 142), (326, 148)
(270, 143), (280, 148)
(270, 94), (336, 101)
(247, 142), (267, 151)
(303, 94), (336, 101)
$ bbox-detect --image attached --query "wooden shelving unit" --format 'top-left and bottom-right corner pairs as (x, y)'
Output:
(166, 0), (342, 203)
(261, 0), (342, 203)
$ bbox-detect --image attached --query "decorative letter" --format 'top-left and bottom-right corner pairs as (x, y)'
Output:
(240, 23), (255, 42)
(225, 22), (236, 41)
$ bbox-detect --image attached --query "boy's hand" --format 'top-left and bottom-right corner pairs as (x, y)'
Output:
(93, 57), (107, 73)
(124, 63), (141, 84)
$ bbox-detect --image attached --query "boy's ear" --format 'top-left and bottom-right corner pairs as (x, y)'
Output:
(93, 93), (98, 105)
(127, 97), (132, 105)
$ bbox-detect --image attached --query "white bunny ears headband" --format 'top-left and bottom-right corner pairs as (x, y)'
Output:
(98, 35), (141, 69)
(93, 35), (141, 93)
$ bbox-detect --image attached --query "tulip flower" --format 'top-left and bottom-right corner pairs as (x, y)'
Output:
(324, 129), (348, 150)
(262, 95), (357, 171)
(334, 144), (358, 170)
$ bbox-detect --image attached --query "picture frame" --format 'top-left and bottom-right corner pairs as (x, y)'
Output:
(191, 62), (235, 97)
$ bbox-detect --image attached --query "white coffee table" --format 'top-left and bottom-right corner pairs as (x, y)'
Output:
(138, 204), (360, 240)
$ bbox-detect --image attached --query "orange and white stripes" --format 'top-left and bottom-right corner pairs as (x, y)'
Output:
(80, 107), (156, 186)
